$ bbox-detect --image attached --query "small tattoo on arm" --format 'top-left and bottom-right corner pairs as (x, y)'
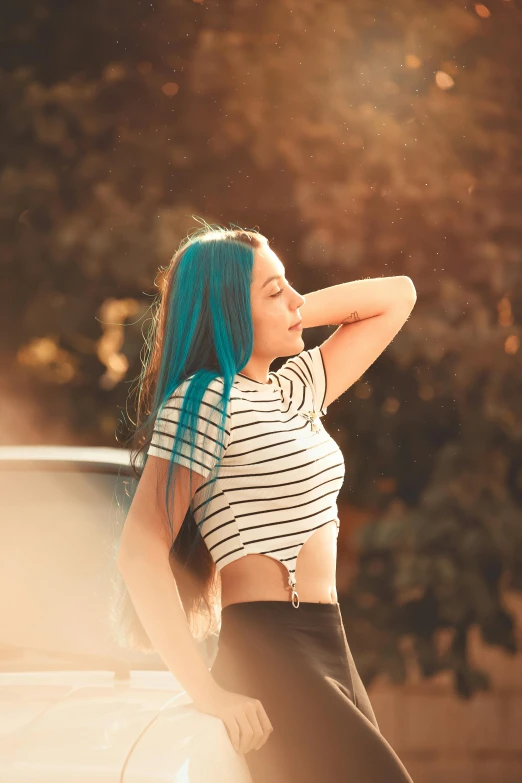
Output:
(341, 311), (361, 324)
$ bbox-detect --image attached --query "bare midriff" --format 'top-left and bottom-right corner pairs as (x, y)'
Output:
(219, 519), (339, 609)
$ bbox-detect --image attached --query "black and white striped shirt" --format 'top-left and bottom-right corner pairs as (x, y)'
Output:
(147, 346), (345, 605)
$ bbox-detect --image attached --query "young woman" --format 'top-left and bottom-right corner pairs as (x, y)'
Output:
(115, 225), (417, 782)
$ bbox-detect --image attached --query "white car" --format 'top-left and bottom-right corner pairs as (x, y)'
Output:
(0, 445), (251, 783)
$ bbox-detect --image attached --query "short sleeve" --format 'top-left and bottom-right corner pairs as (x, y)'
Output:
(272, 345), (328, 416)
(147, 377), (232, 478)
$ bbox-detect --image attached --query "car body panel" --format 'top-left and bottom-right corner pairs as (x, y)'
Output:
(0, 447), (251, 783)
(0, 670), (250, 783)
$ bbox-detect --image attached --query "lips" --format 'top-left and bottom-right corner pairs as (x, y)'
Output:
(289, 320), (302, 329)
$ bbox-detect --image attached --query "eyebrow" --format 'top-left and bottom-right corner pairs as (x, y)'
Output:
(261, 274), (284, 289)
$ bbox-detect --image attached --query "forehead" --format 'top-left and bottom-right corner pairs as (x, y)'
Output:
(253, 245), (285, 286)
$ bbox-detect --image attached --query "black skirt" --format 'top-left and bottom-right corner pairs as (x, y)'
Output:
(210, 600), (414, 783)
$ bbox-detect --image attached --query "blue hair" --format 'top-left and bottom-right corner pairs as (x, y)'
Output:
(110, 223), (268, 650)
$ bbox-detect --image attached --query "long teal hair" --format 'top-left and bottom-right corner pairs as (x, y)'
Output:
(110, 224), (268, 651)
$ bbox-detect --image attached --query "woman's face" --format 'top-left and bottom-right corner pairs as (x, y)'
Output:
(250, 243), (305, 358)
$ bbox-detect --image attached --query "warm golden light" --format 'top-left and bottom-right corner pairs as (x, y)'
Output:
(475, 4), (492, 18)
(97, 298), (140, 390)
(103, 63), (126, 82)
(505, 335), (519, 355)
(435, 71), (455, 90)
(161, 82), (179, 96)
(17, 337), (76, 384)
(498, 297), (514, 327)
(405, 54), (422, 69)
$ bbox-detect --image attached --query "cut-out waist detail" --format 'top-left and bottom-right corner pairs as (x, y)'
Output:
(220, 519), (339, 610)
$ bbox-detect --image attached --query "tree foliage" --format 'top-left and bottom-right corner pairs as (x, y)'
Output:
(2, 0), (522, 695)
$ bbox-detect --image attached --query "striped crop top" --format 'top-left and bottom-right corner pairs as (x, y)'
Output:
(147, 345), (345, 608)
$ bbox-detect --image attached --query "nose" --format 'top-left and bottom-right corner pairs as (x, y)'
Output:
(293, 289), (305, 308)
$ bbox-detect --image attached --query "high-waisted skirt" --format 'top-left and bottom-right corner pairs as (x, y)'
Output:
(210, 600), (414, 783)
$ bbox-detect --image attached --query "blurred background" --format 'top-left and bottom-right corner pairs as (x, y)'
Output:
(1, 1), (522, 781)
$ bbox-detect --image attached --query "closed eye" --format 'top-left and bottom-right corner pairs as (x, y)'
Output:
(270, 280), (294, 298)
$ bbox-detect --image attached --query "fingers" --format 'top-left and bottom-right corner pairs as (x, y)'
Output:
(241, 700), (266, 753)
(253, 700), (274, 750)
(224, 711), (257, 755)
(224, 699), (274, 755)
(235, 701), (259, 754)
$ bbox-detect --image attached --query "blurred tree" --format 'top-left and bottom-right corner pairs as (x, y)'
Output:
(1, 0), (521, 695)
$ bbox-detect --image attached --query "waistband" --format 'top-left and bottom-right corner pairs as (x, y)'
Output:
(219, 599), (342, 628)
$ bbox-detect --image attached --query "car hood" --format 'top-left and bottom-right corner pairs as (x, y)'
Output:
(0, 670), (250, 783)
